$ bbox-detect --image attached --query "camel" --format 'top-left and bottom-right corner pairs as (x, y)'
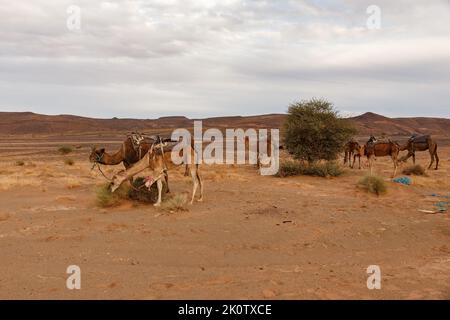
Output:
(89, 135), (154, 169)
(89, 134), (191, 191)
(360, 136), (400, 178)
(399, 134), (439, 170)
(344, 140), (362, 169)
(109, 142), (203, 206)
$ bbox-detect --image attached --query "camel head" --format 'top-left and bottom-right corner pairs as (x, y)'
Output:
(109, 171), (127, 193)
(368, 135), (377, 144)
(89, 147), (106, 163)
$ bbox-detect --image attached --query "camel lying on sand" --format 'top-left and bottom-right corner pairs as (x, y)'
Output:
(399, 134), (439, 170)
(359, 136), (400, 178)
(109, 142), (203, 206)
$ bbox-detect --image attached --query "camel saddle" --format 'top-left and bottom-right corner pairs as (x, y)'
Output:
(408, 134), (430, 144)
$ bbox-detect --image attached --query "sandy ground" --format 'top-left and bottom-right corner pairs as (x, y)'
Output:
(0, 135), (450, 299)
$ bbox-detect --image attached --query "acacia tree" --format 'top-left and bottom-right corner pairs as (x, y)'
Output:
(283, 98), (356, 163)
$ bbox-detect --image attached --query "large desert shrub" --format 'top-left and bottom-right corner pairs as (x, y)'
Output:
(358, 175), (387, 195)
(283, 98), (356, 163)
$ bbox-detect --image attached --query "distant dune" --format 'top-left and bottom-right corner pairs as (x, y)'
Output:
(0, 111), (449, 136)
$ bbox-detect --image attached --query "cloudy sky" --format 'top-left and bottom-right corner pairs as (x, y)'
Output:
(0, 0), (449, 118)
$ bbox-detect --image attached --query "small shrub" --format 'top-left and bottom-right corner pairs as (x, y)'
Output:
(58, 145), (73, 155)
(15, 160), (25, 166)
(277, 160), (344, 177)
(277, 160), (304, 177)
(64, 158), (75, 166)
(95, 183), (129, 208)
(358, 175), (387, 195)
(128, 177), (168, 203)
(162, 193), (189, 212)
(303, 161), (344, 177)
(402, 164), (426, 176)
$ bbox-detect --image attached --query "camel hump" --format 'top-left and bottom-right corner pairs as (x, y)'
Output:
(409, 134), (431, 144)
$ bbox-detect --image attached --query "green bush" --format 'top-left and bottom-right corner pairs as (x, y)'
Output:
(358, 175), (387, 195)
(277, 160), (344, 177)
(402, 164), (426, 176)
(58, 145), (73, 155)
(95, 183), (129, 208)
(283, 98), (356, 163)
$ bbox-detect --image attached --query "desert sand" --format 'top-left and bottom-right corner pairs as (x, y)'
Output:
(0, 134), (449, 299)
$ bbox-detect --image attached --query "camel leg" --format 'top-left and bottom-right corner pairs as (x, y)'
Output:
(428, 149), (434, 169)
(434, 146), (439, 170)
(153, 179), (163, 207)
(391, 155), (398, 178)
(163, 169), (170, 193)
(412, 152), (415, 165)
(358, 155), (361, 169)
(190, 167), (199, 205)
(184, 164), (190, 177)
(196, 167), (203, 202)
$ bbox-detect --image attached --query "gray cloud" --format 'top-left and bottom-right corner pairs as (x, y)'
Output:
(0, 0), (449, 118)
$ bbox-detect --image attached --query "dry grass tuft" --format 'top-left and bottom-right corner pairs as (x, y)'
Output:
(95, 183), (129, 208)
(58, 145), (73, 155)
(15, 160), (25, 166)
(402, 164), (427, 176)
(358, 175), (387, 196)
(161, 193), (189, 212)
(277, 160), (344, 177)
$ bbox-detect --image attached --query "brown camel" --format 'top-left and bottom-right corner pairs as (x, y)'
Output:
(360, 136), (400, 178)
(89, 135), (154, 169)
(344, 140), (362, 169)
(399, 134), (439, 170)
(110, 142), (203, 206)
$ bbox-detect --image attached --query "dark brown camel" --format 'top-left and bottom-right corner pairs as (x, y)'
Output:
(344, 140), (362, 169)
(360, 136), (400, 178)
(399, 134), (439, 170)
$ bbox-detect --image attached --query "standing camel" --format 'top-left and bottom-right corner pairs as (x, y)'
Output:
(344, 140), (362, 169)
(361, 137), (400, 178)
(109, 142), (203, 206)
(399, 134), (439, 170)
